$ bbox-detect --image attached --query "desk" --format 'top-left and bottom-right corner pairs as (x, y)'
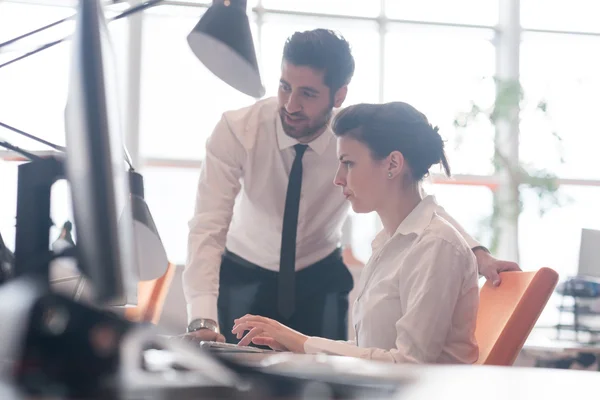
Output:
(217, 352), (600, 400)
(6, 351), (600, 400)
(221, 353), (600, 400)
(397, 364), (599, 400)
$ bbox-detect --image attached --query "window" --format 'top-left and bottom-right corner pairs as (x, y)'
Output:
(425, 183), (495, 247)
(0, 2), (73, 150)
(383, 24), (496, 175)
(520, 32), (600, 180)
(259, 14), (380, 105)
(519, 185), (600, 278)
(262, 0), (380, 18)
(7, 0), (599, 276)
(0, 1), (128, 251)
(521, 0), (600, 33)
(139, 166), (201, 265)
(138, 6), (257, 161)
(385, 0), (498, 26)
(136, 3), (503, 264)
(0, 2), (128, 150)
(0, 2), (76, 251)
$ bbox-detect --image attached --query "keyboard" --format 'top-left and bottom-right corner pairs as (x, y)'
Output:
(199, 341), (277, 353)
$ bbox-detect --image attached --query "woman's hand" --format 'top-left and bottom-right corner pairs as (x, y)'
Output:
(232, 314), (308, 353)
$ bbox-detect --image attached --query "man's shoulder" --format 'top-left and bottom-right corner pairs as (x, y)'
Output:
(222, 97), (278, 129)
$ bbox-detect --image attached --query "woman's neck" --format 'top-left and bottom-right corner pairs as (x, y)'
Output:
(377, 184), (423, 237)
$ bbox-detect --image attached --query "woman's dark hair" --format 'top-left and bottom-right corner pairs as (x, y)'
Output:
(282, 29), (355, 97)
(332, 102), (451, 181)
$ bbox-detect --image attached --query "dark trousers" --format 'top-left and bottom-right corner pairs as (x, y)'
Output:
(217, 249), (354, 344)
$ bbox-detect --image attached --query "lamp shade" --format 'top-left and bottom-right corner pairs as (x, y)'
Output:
(127, 171), (168, 282)
(187, 0), (265, 98)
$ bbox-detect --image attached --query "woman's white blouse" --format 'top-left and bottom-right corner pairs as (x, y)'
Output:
(304, 195), (479, 364)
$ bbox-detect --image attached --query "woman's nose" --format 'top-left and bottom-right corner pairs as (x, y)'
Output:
(334, 168), (345, 187)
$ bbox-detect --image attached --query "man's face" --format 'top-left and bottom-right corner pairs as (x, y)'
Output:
(278, 61), (344, 142)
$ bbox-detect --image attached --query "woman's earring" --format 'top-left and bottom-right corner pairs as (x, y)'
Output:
(388, 172), (393, 179)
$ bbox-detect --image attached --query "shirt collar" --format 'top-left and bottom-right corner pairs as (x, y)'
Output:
(371, 195), (439, 250)
(275, 110), (333, 156)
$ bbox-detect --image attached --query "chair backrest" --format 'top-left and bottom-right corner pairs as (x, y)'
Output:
(475, 267), (559, 366)
(124, 262), (177, 324)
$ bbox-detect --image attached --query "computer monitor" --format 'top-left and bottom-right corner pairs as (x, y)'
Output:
(63, 0), (138, 306)
(577, 228), (600, 279)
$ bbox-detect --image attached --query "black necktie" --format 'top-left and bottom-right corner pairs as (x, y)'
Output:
(278, 144), (308, 319)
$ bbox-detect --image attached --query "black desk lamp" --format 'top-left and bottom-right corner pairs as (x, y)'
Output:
(187, 0), (265, 98)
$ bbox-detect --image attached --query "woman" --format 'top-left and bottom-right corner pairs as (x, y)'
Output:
(232, 102), (480, 364)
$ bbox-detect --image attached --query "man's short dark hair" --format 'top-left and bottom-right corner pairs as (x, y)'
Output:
(282, 29), (355, 95)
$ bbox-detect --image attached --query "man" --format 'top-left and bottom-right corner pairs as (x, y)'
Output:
(183, 29), (519, 344)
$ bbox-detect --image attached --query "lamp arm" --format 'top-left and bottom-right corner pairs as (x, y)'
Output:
(0, 140), (44, 162)
(0, 121), (66, 152)
(0, 120), (135, 171)
(0, 16), (72, 49)
(0, 0), (164, 71)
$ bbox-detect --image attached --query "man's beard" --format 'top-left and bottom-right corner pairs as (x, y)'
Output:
(279, 107), (333, 141)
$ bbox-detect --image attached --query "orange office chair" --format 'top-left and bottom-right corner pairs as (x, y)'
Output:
(475, 267), (559, 366)
(124, 262), (177, 324)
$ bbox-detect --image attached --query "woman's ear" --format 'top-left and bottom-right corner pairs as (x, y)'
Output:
(386, 151), (405, 179)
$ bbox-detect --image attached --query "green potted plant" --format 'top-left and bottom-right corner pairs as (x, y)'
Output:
(454, 77), (568, 260)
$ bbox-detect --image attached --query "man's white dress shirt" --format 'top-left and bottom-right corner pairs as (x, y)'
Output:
(304, 196), (480, 364)
(184, 97), (480, 325)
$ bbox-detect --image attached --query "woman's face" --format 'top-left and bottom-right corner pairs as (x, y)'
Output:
(334, 136), (390, 213)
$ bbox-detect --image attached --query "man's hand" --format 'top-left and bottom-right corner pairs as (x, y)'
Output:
(232, 314), (307, 353)
(183, 329), (225, 343)
(474, 248), (521, 287)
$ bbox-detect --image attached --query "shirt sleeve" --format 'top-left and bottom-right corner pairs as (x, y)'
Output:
(183, 115), (246, 325)
(304, 238), (477, 364)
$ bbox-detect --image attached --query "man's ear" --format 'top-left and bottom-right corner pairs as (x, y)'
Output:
(333, 85), (348, 108)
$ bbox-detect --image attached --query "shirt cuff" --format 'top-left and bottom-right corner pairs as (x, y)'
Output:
(304, 337), (328, 354)
(186, 294), (219, 327)
(304, 337), (362, 358)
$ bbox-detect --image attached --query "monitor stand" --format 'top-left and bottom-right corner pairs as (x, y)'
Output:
(13, 156), (64, 281)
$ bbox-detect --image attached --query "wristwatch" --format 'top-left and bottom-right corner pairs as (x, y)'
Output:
(187, 318), (220, 334)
